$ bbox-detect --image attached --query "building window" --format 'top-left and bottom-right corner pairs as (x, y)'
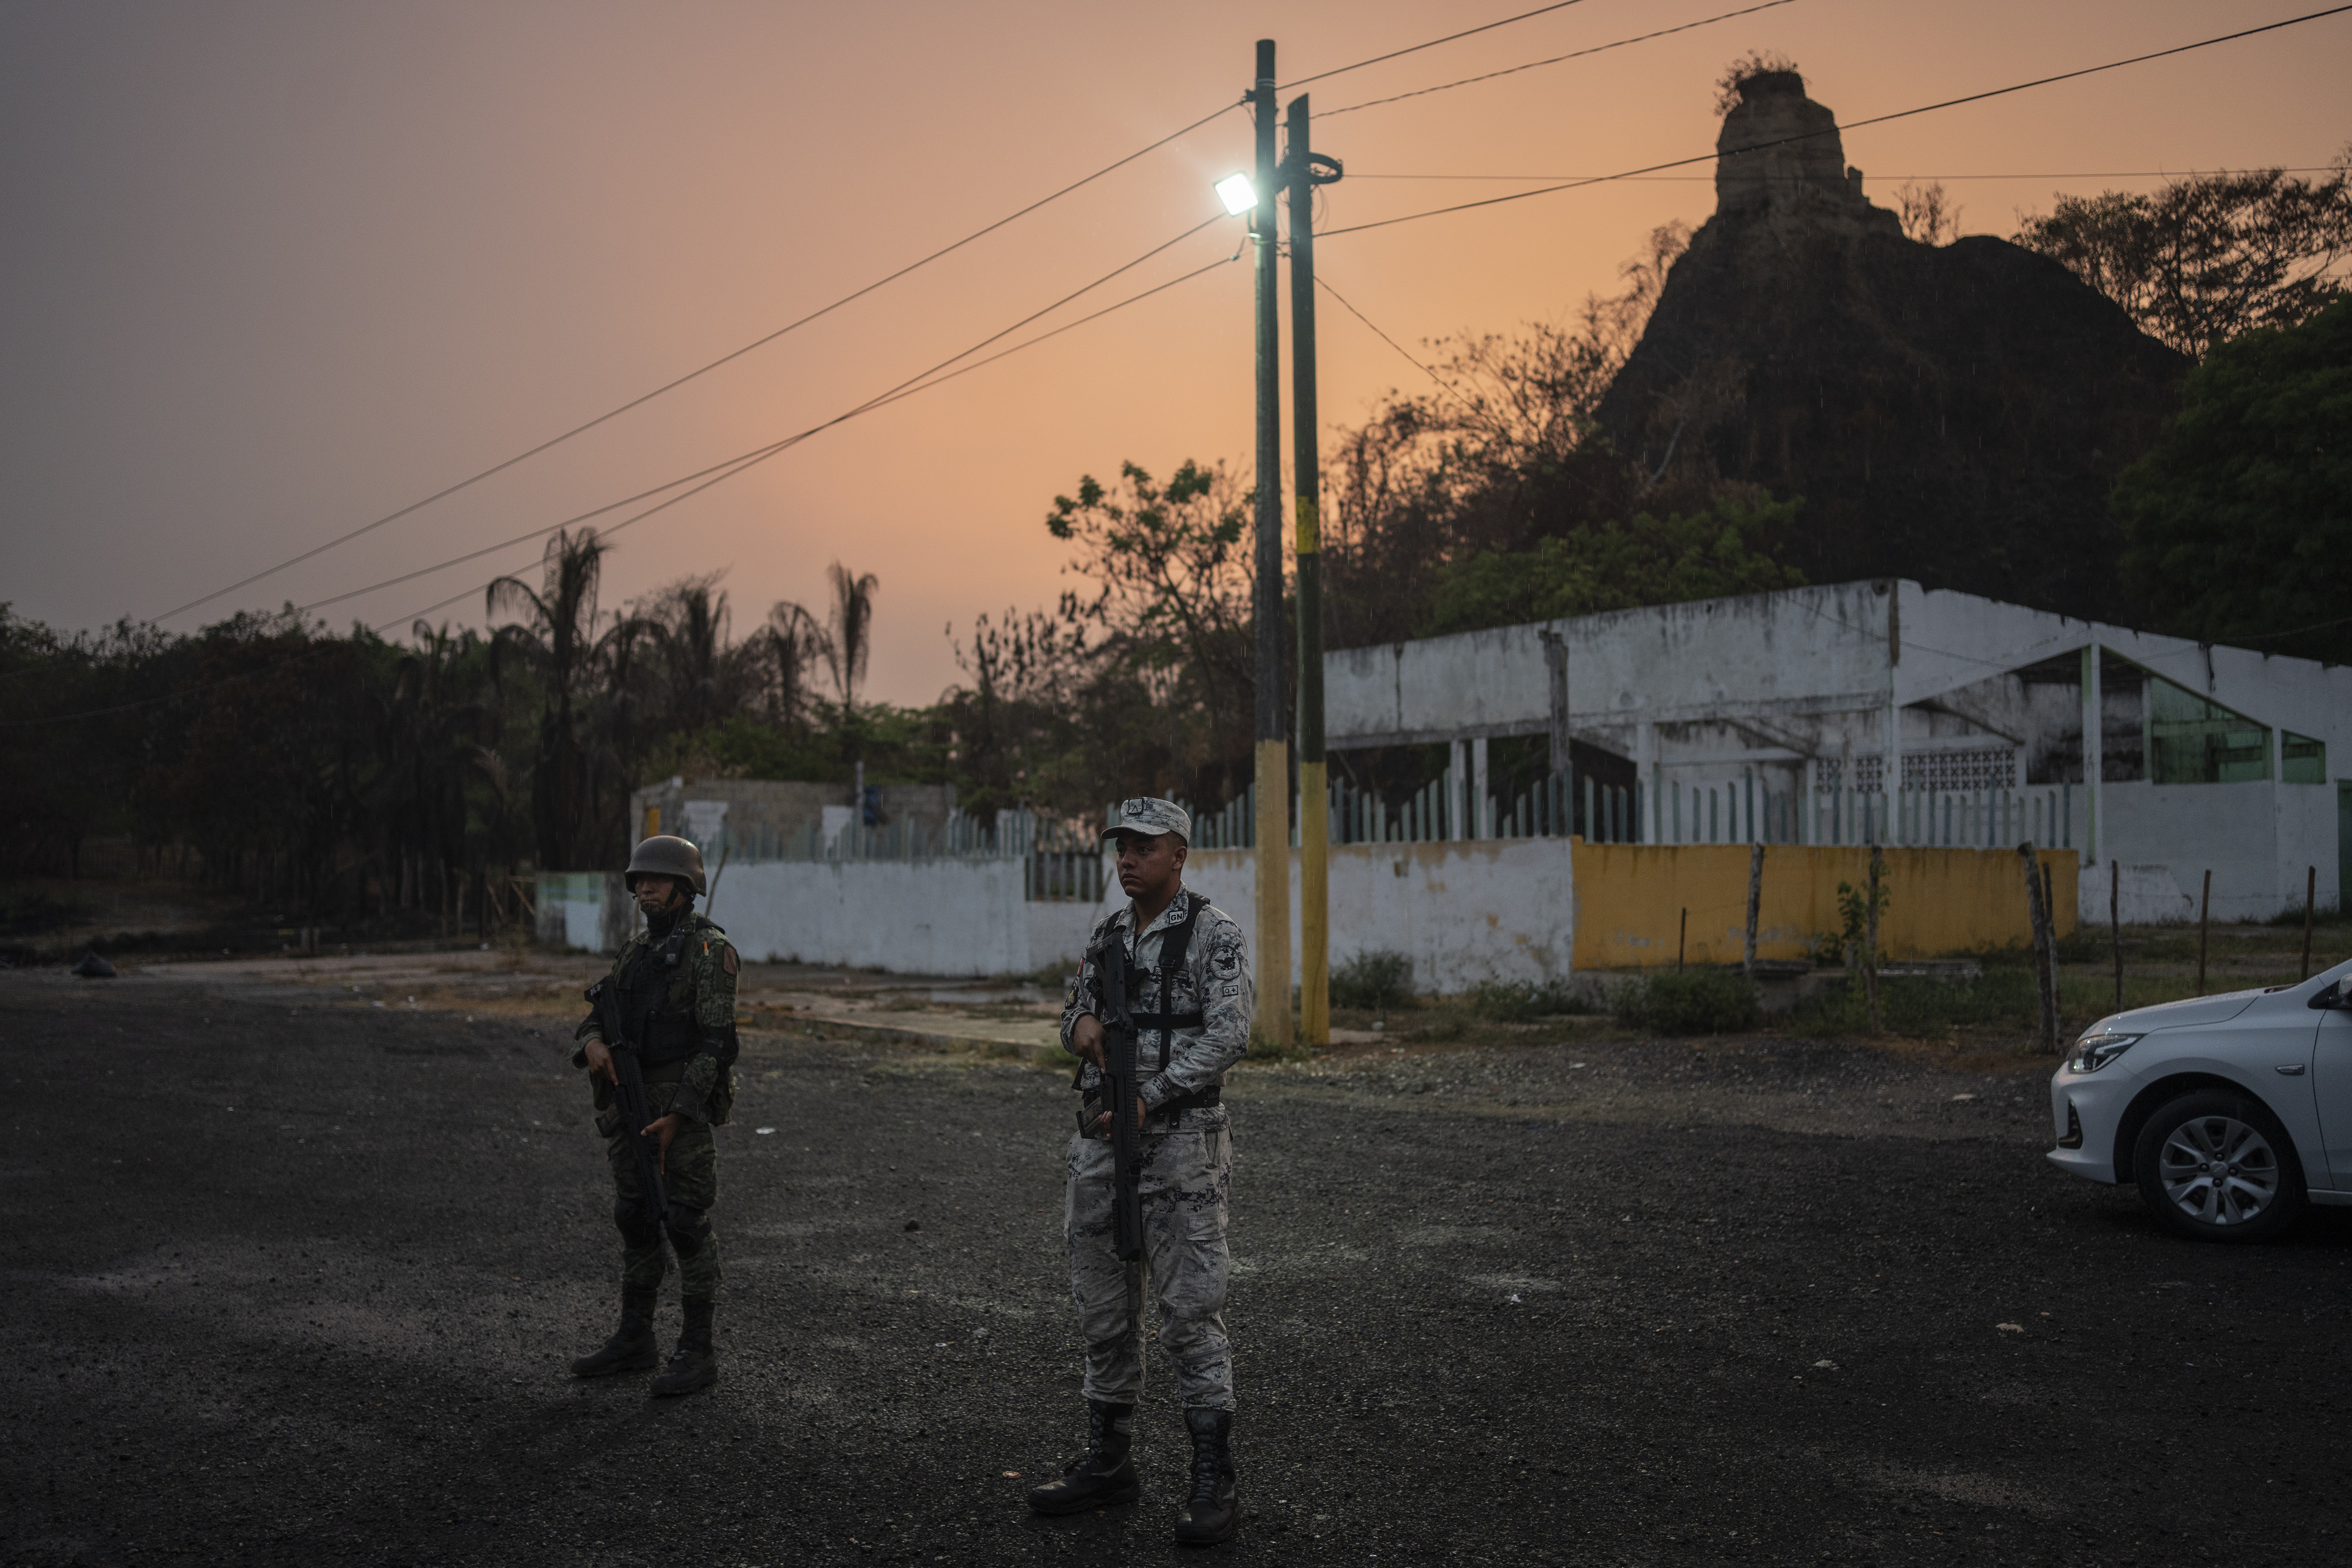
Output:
(2284, 732), (2327, 784)
(2146, 675), (2271, 784)
(1816, 748), (2015, 794)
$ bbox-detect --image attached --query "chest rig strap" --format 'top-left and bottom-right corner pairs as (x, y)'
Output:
(1128, 891), (1206, 1072)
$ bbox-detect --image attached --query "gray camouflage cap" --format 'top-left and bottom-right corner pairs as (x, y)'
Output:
(1102, 796), (1192, 845)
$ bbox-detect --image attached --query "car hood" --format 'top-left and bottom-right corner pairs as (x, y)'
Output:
(2113, 988), (2265, 1035)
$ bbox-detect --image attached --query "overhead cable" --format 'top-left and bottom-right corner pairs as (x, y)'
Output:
(1345, 166), (2344, 182)
(1279, 0), (1597, 89)
(138, 0), (1792, 627)
(1319, 0), (1799, 117)
(4, 243), (1243, 727)
(290, 215), (1227, 616)
(146, 103), (1243, 626)
(1319, 5), (2352, 238)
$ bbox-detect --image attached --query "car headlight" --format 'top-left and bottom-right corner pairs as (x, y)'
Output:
(2067, 1030), (2143, 1074)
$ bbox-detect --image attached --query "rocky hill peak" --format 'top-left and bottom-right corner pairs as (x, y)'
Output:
(1592, 74), (2187, 620)
(1720, 72), (1896, 235)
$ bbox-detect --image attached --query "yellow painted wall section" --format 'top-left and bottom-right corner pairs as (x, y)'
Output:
(1572, 842), (2079, 969)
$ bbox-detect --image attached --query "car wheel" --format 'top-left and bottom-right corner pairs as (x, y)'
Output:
(2133, 1090), (2305, 1243)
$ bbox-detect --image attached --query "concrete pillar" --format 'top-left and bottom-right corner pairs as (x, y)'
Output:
(1471, 736), (1490, 839)
(2082, 644), (2103, 865)
(1450, 739), (1469, 840)
(1636, 721), (1657, 844)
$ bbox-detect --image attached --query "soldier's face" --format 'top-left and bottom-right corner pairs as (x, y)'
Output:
(1113, 832), (1186, 901)
(632, 875), (689, 916)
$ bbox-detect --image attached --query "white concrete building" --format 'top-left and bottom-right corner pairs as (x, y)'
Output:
(1324, 581), (2350, 923)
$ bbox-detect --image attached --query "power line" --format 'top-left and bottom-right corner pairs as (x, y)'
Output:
(1319, 6), (2352, 239)
(135, 0), (1789, 629)
(380, 249), (1246, 631)
(1279, 0), (1597, 89)
(1346, 166), (2345, 181)
(3, 246), (1244, 727)
(1312, 273), (1475, 414)
(145, 103), (1244, 627)
(288, 216), (1228, 617)
(1319, 0), (1800, 117)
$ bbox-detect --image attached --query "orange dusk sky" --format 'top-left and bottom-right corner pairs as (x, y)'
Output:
(3, 0), (2345, 705)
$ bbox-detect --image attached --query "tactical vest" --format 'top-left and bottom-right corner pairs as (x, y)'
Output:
(614, 914), (713, 1067)
(1084, 891), (1219, 1113)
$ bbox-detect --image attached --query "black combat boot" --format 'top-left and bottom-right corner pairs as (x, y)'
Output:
(1171, 1407), (1237, 1545)
(650, 1296), (717, 1396)
(568, 1289), (658, 1377)
(1026, 1400), (1139, 1514)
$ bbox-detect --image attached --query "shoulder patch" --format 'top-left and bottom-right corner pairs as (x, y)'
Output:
(719, 943), (739, 976)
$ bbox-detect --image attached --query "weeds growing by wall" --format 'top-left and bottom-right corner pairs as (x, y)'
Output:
(1615, 969), (1760, 1034)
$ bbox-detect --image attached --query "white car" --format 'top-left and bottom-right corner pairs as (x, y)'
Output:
(2048, 959), (2352, 1242)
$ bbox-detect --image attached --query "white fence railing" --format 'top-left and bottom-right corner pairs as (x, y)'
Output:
(691, 807), (1107, 903)
(1184, 772), (2082, 853)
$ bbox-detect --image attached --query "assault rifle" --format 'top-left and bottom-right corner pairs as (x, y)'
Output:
(1088, 937), (1147, 1263)
(586, 979), (703, 1258)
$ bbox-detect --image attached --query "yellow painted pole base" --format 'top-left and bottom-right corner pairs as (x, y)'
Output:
(1298, 759), (1328, 1046)
(1253, 738), (1292, 1046)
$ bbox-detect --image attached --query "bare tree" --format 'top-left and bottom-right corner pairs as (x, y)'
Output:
(1713, 48), (1798, 114)
(1895, 180), (1964, 245)
(825, 562), (880, 714)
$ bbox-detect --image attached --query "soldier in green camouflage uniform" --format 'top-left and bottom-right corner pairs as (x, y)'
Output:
(566, 835), (740, 1397)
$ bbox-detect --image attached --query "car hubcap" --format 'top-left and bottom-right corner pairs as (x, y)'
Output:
(2159, 1116), (2279, 1225)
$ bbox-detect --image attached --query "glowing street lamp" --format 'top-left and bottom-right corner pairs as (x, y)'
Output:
(1214, 172), (1256, 216)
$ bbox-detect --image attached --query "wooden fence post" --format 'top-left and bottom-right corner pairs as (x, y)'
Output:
(1865, 845), (1883, 1035)
(2110, 858), (2122, 1012)
(1744, 843), (1764, 975)
(2196, 869), (2212, 997)
(2304, 865), (2317, 982)
(2020, 843), (2058, 1052)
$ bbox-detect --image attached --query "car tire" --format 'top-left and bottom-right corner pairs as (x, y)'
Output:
(2133, 1089), (2305, 1243)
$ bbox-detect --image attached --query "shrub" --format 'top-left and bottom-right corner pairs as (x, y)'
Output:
(1331, 949), (1414, 1011)
(1471, 977), (1594, 1021)
(1614, 969), (1760, 1035)
(1784, 968), (2041, 1037)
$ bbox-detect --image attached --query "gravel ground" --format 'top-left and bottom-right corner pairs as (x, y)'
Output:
(7, 967), (2352, 1567)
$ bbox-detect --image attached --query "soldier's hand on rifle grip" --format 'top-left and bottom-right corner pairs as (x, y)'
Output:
(1072, 1013), (1106, 1070)
(581, 1036), (617, 1085)
(1090, 1097), (1146, 1136)
(645, 1113), (683, 1171)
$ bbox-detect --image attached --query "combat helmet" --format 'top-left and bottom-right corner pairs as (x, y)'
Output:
(625, 834), (707, 896)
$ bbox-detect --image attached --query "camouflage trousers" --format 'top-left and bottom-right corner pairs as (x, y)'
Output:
(602, 1076), (722, 1302)
(1064, 1110), (1233, 1411)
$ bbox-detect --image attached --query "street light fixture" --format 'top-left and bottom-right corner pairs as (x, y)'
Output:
(1215, 172), (1256, 216)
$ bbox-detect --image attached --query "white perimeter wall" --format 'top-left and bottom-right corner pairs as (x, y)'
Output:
(698, 859), (1103, 976)
(2095, 781), (2341, 923)
(1180, 839), (1575, 996)
(664, 842), (1573, 989)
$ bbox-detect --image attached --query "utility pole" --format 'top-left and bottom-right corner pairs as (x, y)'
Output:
(1249, 39), (1290, 1047)
(1287, 94), (1340, 1047)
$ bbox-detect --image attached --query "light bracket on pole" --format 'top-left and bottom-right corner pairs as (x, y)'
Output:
(1215, 173), (1256, 215)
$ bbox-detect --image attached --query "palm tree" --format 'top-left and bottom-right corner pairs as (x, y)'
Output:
(644, 573), (737, 734)
(825, 562), (880, 716)
(487, 527), (629, 872)
(761, 600), (830, 733)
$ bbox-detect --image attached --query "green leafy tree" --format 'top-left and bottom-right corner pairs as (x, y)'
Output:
(2016, 156), (2352, 358)
(2112, 296), (2352, 665)
(1419, 495), (1807, 637)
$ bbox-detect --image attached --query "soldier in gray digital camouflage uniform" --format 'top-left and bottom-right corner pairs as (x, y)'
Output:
(1026, 797), (1253, 1546)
